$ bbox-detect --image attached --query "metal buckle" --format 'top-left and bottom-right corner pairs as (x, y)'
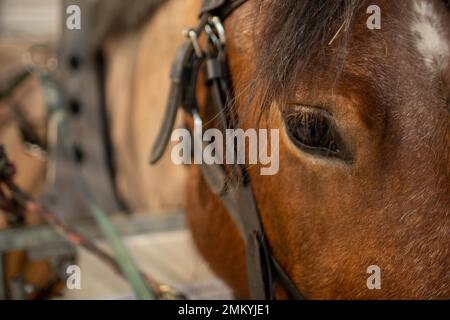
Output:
(205, 16), (226, 54)
(209, 16), (226, 45)
(182, 16), (226, 60)
(204, 24), (221, 53)
(183, 29), (203, 58)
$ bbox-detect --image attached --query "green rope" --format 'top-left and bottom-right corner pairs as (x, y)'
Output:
(78, 177), (155, 300)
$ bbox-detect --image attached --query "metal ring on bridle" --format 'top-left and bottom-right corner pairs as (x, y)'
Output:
(151, 0), (306, 300)
(184, 29), (203, 58)
(209, 16), (226, 45)
(204, 24), (222, 56)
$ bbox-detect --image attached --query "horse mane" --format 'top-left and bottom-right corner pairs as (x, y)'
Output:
(252, 0), (364, 112)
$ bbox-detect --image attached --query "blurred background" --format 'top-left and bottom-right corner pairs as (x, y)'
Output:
(0, 0), (228, 300)
(0, 0), (60, 38)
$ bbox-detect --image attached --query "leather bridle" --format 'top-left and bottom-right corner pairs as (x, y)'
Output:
(150, 0), (304, 300)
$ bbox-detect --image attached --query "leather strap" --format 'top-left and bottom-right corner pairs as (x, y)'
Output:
(150, 0), (304, 300)
(149, 42), (196, 164)
(200, 0), (248, 18)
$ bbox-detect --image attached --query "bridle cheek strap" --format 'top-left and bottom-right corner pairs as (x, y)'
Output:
(150, 0), (304, 300)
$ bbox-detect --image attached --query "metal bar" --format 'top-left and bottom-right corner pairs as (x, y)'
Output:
(0, 213), (185, 299)
(0, 226), (72, 253)
(0, 213), (185, 253)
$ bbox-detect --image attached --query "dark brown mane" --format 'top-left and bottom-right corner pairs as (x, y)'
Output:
(252, 0), (365, 112)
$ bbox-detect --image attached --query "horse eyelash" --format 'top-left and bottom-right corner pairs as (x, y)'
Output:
(283, 108), (339, 153)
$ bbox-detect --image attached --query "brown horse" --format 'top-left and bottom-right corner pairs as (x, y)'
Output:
(1, 0), (449, 299)
(103, 0), (450, 299)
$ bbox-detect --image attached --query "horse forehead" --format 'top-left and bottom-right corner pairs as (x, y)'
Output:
(409, 0), (450, 72)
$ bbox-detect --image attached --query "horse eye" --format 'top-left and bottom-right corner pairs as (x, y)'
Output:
(283, 107), (343, 158)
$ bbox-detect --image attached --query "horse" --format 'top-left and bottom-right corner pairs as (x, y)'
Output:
(112, 0), (447, 299)
(1, 0), (448, 299)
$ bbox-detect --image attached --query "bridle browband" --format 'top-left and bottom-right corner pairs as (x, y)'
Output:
(150, 0), (304, 300)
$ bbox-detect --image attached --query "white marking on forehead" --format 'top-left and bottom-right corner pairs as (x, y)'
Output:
(410, 0), (449, 71)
